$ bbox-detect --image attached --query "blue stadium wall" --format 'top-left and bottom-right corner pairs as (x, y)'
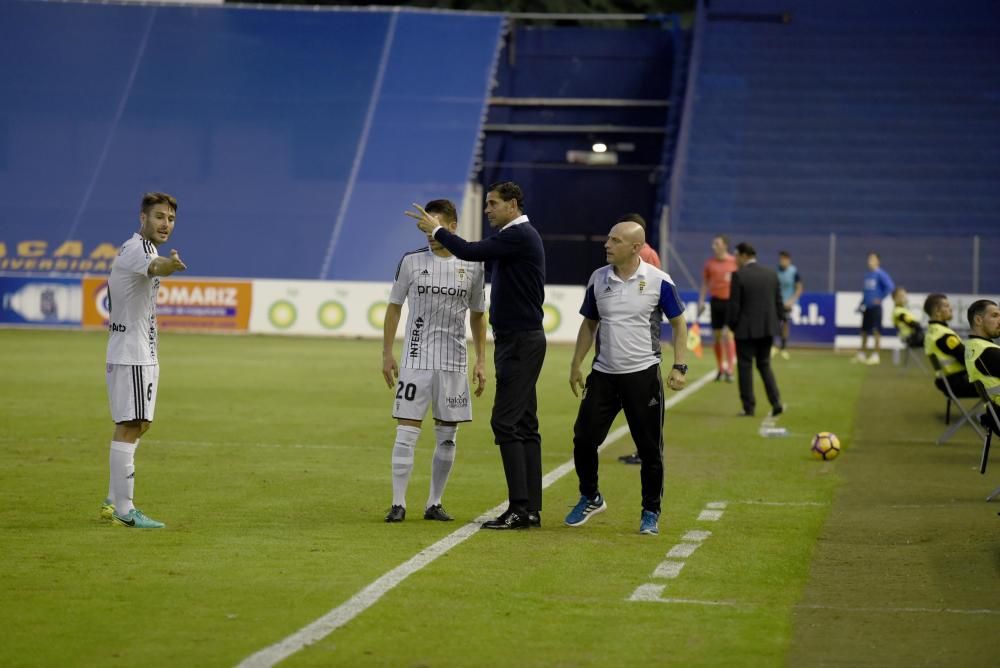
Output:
(0, 1), (503, 281)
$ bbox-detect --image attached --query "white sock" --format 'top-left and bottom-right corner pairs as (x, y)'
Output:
(109, 440), (137, 516)
(427, 425), (457, 508)
(108, 438), (138, 502)
(391, 426), (420, 507)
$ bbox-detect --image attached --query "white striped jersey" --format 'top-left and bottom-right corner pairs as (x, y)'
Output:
(389, 248), (486, 372)
(106, 233), (159, 365)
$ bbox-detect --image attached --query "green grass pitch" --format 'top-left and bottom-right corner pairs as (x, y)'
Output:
(1, 329), (997, 666)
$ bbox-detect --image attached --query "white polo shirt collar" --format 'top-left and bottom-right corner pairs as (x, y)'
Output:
(500, 214), (529, 231)
(608, 259), (649, 284)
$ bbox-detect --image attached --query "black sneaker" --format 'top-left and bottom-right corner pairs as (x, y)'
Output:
(528, 511), (541, 528)
(423, 504), (453, 521)
(770, 404), (784, 418)
(384, 505), (406, 522)
(715, 371), (724, 382)
(618, 453), (642, 465)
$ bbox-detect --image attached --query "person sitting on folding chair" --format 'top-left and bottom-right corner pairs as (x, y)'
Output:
(892, 287), (924, 349)
(924, 293), (977, 398)
(965, 299), (1000, 431)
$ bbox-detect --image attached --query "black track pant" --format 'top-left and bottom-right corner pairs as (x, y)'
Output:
(573, 364), (664, 514)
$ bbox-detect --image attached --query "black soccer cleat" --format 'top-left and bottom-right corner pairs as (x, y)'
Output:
(423, 504), (453, 521)
(385, 505), (406, 522)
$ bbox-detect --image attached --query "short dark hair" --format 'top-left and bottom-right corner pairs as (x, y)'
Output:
(868, 251), (880, 260)
(967, 299), (998, 329)
(141, 192), (177, 215)
(891, 286), (906, 299)
(423, 199), (457, 223)
(923, 293), (948, 317)
(487, 181), (525, 212)
(735, 242), (756, 257)
(778, 250), (791, 259)
(713, 234), (729, 247)
(617, 213), (647, 230)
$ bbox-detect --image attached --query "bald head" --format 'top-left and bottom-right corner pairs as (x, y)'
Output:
(611, 221), (645, 246)
(605, 221), (645, 270)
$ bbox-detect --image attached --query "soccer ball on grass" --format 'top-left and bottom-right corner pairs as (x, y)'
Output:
(810, 432), (841, 460)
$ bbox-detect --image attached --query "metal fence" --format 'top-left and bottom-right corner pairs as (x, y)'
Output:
(662, 231), (1000, 295)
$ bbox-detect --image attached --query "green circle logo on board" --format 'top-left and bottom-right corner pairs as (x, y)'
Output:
(317, 300), (346, 330)
(268, 300), (297, 329)
(368, 302), (388, 330)
(542, 304), (561, 333)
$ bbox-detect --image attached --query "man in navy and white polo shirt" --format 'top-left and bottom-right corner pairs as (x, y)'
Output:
(565, 220), (688, 536)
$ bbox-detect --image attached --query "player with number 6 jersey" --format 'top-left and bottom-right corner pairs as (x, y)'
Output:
(381, 199), (487, 523)
(101, 192), (187, 529)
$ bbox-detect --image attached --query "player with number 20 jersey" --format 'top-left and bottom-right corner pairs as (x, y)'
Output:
(381, 199), (487, 523)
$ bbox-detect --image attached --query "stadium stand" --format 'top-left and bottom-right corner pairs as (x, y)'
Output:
(667, 0), (1000, 292)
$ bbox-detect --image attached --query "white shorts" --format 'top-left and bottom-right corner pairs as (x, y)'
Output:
(106, 364), (159, 423)
(392, 368), (472, 423)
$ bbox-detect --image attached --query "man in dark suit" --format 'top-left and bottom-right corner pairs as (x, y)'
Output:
(727, 242), (783, 418)
(408, 182), (546, 530)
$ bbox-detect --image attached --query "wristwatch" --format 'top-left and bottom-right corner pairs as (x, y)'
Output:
(672, 363), (688, 375)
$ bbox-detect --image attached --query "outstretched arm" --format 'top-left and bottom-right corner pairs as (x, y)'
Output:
(147, 249), (186, 277)
(406, 203), (518, 262)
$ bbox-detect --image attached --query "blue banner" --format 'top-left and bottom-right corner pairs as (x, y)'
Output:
(668, 290), (836, 345)
(0, 276), (81, 327)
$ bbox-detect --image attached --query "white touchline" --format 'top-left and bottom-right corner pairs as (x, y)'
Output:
(738, 500), (827, 507)
(236, 370), (717, 668)
(697, 509), (724, 521)
(629, 584), (738, 606)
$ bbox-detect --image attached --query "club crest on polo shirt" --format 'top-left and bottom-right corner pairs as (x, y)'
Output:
(639, 280), (646, 293)
(457, 268), (466, 282)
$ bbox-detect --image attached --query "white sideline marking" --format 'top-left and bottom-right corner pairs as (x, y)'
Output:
(237, 370), (717, 667)
(681, 530), (712, 542)
(738, 500), (826, 507)
(665, 542), (701, 559)
(705, 501), (728, 509)
(796, 604), (1000, 616)
(651, 561), (685, 579)
(629, 584), (737, 606)
(697, 509), (724, 521)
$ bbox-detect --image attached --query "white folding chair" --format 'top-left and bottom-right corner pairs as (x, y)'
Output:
(971, 381), (1000, 502)
(928, 355), (985, 445)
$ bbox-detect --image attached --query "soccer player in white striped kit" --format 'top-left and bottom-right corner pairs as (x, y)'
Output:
(382, 199), (487, 522)
(101, 192), (187, 529)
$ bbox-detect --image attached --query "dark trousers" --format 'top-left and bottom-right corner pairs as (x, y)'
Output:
(935, 372), (979, 399)
(573, 365), (664, 514)
(735, 336), (781, 414)
(491, 329), (546, 513)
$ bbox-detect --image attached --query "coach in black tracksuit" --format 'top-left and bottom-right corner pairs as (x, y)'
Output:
(411, 181), (546, 530)
(727, 242), (783, 418)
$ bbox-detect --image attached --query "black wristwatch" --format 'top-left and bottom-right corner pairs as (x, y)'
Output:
(672, 363), (688, 375)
